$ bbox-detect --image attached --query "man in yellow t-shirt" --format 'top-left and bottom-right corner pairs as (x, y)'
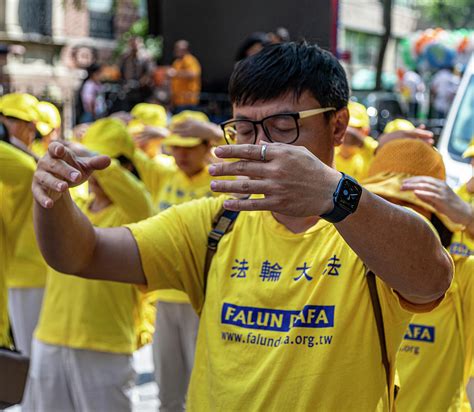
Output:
(400, 138), (474, 407)
(31, 101), (61, 158)
(133, 110), (219, 410)
(168, 40), (201, 111)
(0, 93), (48, 357)
(334, 101), (378, 181)
(32, 42), (453, 411)
(24, 118), (154, 411)
(363, 138), (473, 411)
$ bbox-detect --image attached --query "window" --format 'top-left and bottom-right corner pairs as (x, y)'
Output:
(448, 75), (474, 162)
(344, 30), (381, 67)
(19, 0), (52, 36)
(88, 0), (114, 39)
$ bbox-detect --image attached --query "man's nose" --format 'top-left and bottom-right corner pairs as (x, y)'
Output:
(255, 124), (268, 145)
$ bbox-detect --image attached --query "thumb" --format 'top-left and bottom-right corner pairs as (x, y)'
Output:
(87, 155), (111, 171)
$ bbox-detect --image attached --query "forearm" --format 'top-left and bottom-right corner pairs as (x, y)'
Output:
(95, 161), (153, 221)
(175, 70), (198, 79)
(335, 189), (453, 303)
(33, 191), (97, 274)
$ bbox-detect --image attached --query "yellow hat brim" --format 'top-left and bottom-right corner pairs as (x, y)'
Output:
(162, 136), (203, 148)
(363, 173), (464, 232)
(36, 121), (54, 137)
(2, 107), (37, 123)
(348, 117), (366, 129)
(462, 146), (474, 159)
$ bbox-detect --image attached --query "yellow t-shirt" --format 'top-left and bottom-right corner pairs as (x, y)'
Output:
(30, 139), (47, 158)
(0, 142), (47, 288)
(449, 184), (474, 259)
(34, 161), (154, 354)
(171, 53), (201, 106)
(335, 136), (378, 181)
(0, 183), (12, 348)
(127, 197), (424, 411)
(396, 256), (474, 412)
(134, 149), (216, 304)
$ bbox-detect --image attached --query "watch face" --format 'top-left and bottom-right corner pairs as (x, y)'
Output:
(337, 179), (362, 212)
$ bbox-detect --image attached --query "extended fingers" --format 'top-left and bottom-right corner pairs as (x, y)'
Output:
(402, 176), (443, 189)
(214, 144), (274, 161)
(209, 160), (266, 178)
(223, 197), (277, 212)
(34, 170), (69, 193)
(211, 179), (269, 195)
(37, 156), (81, 183)
(32, 183), (54, 209)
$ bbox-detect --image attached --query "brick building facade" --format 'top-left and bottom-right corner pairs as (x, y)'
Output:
(0, 0), (142, 132)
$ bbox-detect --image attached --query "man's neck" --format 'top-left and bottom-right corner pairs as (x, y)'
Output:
(272, 212), (320, 234)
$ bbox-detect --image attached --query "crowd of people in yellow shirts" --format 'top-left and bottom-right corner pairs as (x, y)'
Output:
(0, 40), (473, 412)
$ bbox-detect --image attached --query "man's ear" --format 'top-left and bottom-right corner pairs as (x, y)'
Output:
(332, 107), (349, 146)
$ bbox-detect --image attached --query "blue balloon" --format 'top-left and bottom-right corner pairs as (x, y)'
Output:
(423, 43), (456, 70)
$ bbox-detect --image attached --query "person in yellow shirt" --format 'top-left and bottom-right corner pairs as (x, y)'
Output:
(24, 118), (154, 411)
(168, 40), (201, 111)
(334, 101), (378, 181)
(132, 110), (219, 410)
(399, 138), (474, 407)
(32, 42), (453, 411)
(0, 93), (48, 357)
(128, 102), (170, 158)
(31, 101), (61, 158)
(363, 138), (473, 411)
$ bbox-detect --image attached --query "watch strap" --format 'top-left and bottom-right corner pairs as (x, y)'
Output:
(320, 203), (350, 223)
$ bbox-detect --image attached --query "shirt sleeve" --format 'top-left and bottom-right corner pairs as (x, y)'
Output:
(126, 196), (225, 312)
(0, 141), (36, 186)
(93, 160), (154, 222)
(132, 149), (173, 198)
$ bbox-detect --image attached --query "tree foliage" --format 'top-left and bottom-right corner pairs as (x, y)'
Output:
(417, 0), (474, 29)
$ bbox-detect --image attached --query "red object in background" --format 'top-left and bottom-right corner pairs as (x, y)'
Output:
(338, 50), (352, 62)
(153, 66), (171, 87)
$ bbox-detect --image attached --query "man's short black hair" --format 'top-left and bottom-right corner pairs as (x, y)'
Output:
(229, 42), (349, 111)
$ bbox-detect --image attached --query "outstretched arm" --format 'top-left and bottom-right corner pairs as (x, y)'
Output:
(32, 142), (147, 284)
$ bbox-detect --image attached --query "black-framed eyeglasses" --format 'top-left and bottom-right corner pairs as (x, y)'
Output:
(220, 107), (336, 145)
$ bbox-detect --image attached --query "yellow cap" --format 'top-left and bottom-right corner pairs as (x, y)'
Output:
(36, 101), (61, 136)
(348, 101), (370, 129)
(163, 110), (210, 148)
(462, 138), (474, 159)
(383, 118), (415, 134)
(363, 139), (462, 231)
(82, 118), (135, 159)
(1, 93), (39, 122)
(131, 103), (167, 128)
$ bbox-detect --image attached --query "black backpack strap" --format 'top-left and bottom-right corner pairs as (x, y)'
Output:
(366, 269), (394, 404)
(203, 208), (241, 295)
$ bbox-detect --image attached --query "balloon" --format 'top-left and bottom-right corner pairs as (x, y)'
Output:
(423, 43), (456, 70)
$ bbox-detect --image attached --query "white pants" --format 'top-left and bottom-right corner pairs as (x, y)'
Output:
(8, 288), (44, 356)
(467, 378), (474, 409)
(153, 302), (199, 412)
(23, 339), (135, 412)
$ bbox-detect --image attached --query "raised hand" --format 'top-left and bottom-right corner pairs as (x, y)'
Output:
(171, 119), (223, 142)
(402, 176), (473, 226)
(208, 142), (340, 217)
(378, 127), (435, 150)
(32, 141), (110, 209)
